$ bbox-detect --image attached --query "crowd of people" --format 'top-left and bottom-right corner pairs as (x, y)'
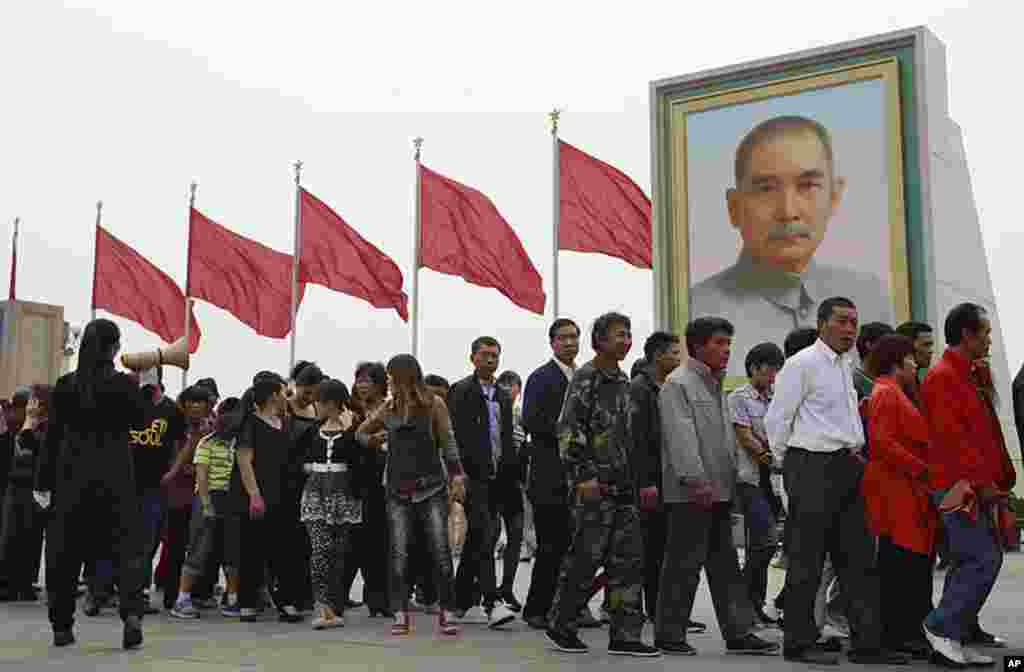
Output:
(0, 298), (1017, 668)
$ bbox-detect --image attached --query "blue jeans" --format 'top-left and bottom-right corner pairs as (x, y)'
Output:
(139, 488), (165, 590)
(924, 505), (1002, 642)
(387, 490), (456, 613)
(738, 483), (777, 610)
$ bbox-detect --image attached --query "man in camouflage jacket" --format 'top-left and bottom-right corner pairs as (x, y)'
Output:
(545, 312), (659, 658)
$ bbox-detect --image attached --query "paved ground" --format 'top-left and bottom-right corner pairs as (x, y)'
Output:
(2, 556), (1024, 671)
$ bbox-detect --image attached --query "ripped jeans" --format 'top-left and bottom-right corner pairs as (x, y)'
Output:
(387, 489), (456, 613)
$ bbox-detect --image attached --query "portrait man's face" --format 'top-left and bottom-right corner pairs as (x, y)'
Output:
(726, 128), (846, 273)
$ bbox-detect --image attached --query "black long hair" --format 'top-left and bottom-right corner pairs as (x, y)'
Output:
(75, 319), (121, 409)
(221, 371), (286, 441)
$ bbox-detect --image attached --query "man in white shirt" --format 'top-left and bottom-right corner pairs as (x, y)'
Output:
(765, 297), (906, 667)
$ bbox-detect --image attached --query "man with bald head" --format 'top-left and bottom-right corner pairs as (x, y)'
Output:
(690, 115), (893, 376)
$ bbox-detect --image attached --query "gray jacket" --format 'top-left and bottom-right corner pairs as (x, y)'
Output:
(659, 359), (738, 504)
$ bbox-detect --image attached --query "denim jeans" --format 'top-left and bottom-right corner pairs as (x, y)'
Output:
(139, 488), (165, 590)
(387, 490), (456, 613)
(924, 504), (1002, 642)
(738, 482), (777, 610)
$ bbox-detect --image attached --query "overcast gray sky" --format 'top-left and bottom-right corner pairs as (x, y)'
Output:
(2, 1), (1017, 397)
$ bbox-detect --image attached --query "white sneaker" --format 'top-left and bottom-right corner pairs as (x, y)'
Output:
(455, 606), (489, 624)
(962, 646), (995, 666)
(922, 624), (967, 665)
(488, 602), (516, 629)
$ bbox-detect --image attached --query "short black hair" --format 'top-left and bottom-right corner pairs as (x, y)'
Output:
(745, 342), (785, 377)
(194, 377), (217, 398)
(630, 358), (648, 379)
(471, 336), (501, 355)
(292, 361), (326, 387)
(318, 379), (350, 407)
(496, 371), (522, 388)
(944, 303), (988, 346)
(817, 296), (857, 325)
(643, 331), (680, 363)
(179, 384), (215, 404)
(548, 318), (580, 341)
(895, 321), (933, 342)
(685, 317), (734, 357)
(424, 374), (449, 390)
(856, 322), (895, 361)
(354, 361), (388, 391)
(784, 327), (818, 358)
(591, 312), (631, 352)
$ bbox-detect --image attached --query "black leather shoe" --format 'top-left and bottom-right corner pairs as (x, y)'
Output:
(122, 616), (143, 650)
(53, 630), (76, 647)
(726, 633), (780, 655)
(342, 598), (363, 610)
(655, 639), (697, 656)
(784, 646), (840, 666)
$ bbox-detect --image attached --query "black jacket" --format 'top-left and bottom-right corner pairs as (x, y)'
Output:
(448, 374), (516, 483)
(522, 360), (570, 504)
(628, 366), (661, 492)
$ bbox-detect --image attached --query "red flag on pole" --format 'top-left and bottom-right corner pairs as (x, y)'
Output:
(93, 225), (200, 352)
(187, 208), (304, 338)
(8, 218), (18, 301)
(559, 140), (652, 269)
(298, 188), (409, 321)
(418, 165), (546, 315)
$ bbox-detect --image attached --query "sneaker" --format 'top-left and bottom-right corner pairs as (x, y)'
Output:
(240, 608), (262, 622)
(922, 623), (967, 666)
(53, 630), (76, 647)
(488, 602), (516, 629)
(726, 633), (780, 655)
(390, 611), (411, 636)
(221, 604), (241, 618)
(454, 605), (489, 624)
(687, 619), (708, 634)
(962, 646), (995, 667)
(438, 610), (461, 637)
(546, 628), (588, 653)
(170, 600), (200, 619)
(122, 615), (143, 650)
(82, 593), (103, 617)
(278, 605), (304, 623)
(655, 639), (697, 656)
(608, 640), (661, 657)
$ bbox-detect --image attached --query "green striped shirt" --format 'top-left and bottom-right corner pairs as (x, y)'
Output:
(193, 435), (236, 492)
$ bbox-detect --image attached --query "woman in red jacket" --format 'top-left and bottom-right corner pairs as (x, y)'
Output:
(862, 335), (937, 659)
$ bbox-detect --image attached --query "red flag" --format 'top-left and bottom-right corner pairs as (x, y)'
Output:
(298, 188), (409, 321)
(8, 219), (17, 301)
(559, 140), (652, 269)
(93, 225), (200, 352)
(418, 165), (546, 315)
(187, 208), (304, 338)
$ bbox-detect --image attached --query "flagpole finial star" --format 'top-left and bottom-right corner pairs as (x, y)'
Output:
(294, 160), (303, 185)
(549, 108), (562, 134)
(413, 137), (424, 161)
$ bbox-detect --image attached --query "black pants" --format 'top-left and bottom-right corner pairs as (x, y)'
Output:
(0, 487), (44, 592)
(238, 513), (298, 611)
(640, 509), (666, 618)
(878, 536), (933, 646)
(782, 448), (881, 651)
(494, 476), (524, 594)
(342, 485), (390, 611)
(656, 502), (754, 643)
(269, 494), (311, 609)
(160, 505), (191, 608)
(47, 476), (145, 631)
(455, 479), (499, 610)
(522, 498), (571, 621)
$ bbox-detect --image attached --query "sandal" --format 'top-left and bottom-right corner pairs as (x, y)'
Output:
(391, 611), (411, 636)
(438, 611), (461, 637)
(312, 605), (339, 630)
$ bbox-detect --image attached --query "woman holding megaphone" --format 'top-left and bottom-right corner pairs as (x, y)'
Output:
(33, 318), (148, 650)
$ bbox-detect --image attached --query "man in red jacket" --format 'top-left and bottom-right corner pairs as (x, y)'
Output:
(920, 303), (1016, 667)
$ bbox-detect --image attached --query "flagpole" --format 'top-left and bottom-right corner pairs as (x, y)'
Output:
(550, 109), (561, 320)
(8, 217), (18, 303)
(289, 160), (303, 376)
(91, 202), (102, 321)
(411, 137), (423, 359)
(183, 182), (197, 391)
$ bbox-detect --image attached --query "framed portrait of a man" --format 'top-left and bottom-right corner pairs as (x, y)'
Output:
(651, 37), (928, 378)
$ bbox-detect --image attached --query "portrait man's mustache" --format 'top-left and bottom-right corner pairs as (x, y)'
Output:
(766, 223), (813, 239)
